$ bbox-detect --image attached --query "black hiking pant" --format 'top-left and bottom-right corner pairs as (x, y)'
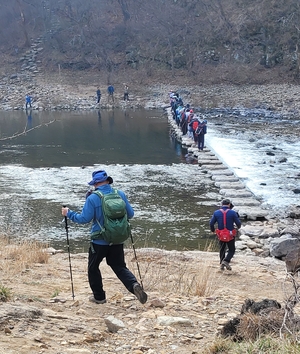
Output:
(219, 238), (235, 264)
(88, 243), (137, 301)
(197, 133), (205, 150)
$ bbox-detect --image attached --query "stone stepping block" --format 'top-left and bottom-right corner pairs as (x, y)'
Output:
(220, 189), (254, 198)
(236, 207), (270, 220)
(189, 148), (214, 155)
(215, 182), (246, 189)
(198, 158), (223, 164)
(199, 160), (224, 166)
(197, 156), (220, 162)
(201, 164), (228, 170)
(198, 148), (212, 153)
(195, 150), (218, 157)
(182, 136), (196, 142)
(209, 170), (234, 176)
(211, 175), (240, 182)
(196, 153), (215, 159)
(230, 198), (261, 207)
(182, 140), (193, 146)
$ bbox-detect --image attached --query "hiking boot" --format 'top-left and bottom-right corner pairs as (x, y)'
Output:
(89, 296), (106, 304)
(133, 283), (148, 304)
(221, 260), (232, 271)
(220, 263), (225, 271)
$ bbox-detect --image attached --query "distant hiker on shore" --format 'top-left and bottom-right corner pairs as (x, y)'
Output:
(123, 84), (129, 101)
(209, 199), (241, 271)
(107, 84), (115, 103)
(25, 94), (32, 109)
(61, 169), (147, 305)
(96, 88), (101, 104)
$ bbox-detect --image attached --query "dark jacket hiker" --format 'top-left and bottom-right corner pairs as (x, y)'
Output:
(209, 199), (241, 271)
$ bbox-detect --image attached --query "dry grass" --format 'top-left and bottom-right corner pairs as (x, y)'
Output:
(0, 284), (11, 302)
(203, 336), (300, 354)
(0, 235), (50, 277)
(126, 248), (220, 297)
(237, 310), (285, 341)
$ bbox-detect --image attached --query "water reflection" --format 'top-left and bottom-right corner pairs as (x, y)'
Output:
(0, 109), (219, 253)
(97, 110), (102, 126)
(26, 109), (33, 129)
(0, 109), (187, 167)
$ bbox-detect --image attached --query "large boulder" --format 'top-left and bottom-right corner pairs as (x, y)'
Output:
(240, 224), (279, 238)
(270, 235), (300, 258)
(285, 247), (300, 274)
(287, 205), (300, 219)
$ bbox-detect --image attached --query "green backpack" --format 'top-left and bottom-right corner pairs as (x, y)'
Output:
(91, 189), (131, 245)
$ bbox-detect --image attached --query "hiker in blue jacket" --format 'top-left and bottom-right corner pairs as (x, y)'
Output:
(107, 84), (115, 103)
(96, 88), (101, 104)
(61, 170), (147, 305)
(209, 199), (241, 271)
(25, 94), (32, 109)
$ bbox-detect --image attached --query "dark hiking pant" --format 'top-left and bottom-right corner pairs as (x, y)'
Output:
(197, 133), (205, 150)
(88, 243), (137, 301)
(219, 238), (235, 264)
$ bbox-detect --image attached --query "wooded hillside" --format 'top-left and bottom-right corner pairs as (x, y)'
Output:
(1, 0), (300, 84)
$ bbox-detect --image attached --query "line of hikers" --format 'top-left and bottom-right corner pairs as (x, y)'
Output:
(169, 91), (207, 151)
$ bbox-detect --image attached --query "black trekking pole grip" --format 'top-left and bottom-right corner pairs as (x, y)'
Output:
(63, 205), (68, 231)
(62, 205), (75, 300)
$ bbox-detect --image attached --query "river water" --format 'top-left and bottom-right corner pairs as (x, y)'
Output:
(0, 109), (219, 252)
(2, 107), (298, 253)
(204, 109), (300, 218)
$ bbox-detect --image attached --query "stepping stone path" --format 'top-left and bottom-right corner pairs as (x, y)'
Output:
(167, 108), (269, 221)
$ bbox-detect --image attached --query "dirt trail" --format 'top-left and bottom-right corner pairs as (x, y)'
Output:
(0, 247), (291, 354)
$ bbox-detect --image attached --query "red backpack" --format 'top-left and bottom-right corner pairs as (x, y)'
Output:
(192, 120), (199, 131)
(216, 209), (236, 242)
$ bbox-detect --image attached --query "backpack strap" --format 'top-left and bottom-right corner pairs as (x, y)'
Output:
(219, 209), (229, 228)
(93, 188), (117, 199)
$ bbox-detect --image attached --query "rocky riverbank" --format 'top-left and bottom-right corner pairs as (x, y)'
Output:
(0, 244), (290, 354)
(2, 66), (300, 269)
(2, 54), (300, 352)
(2, 44), (300, 116)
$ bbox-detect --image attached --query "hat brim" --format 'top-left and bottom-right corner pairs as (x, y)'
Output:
(88, 176), (113, 185)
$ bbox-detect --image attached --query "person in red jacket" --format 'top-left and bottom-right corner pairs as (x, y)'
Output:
(209, 199), (241, 271)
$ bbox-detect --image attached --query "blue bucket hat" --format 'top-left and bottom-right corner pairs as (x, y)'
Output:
(88, 170), (113, 185)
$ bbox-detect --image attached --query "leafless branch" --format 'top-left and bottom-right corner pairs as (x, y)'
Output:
(280, 272), (300, 339)
(0, 119), (57, 141)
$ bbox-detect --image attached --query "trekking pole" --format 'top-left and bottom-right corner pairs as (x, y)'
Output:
(130, 232), (144, 289)
(63, 206), (75, 300)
